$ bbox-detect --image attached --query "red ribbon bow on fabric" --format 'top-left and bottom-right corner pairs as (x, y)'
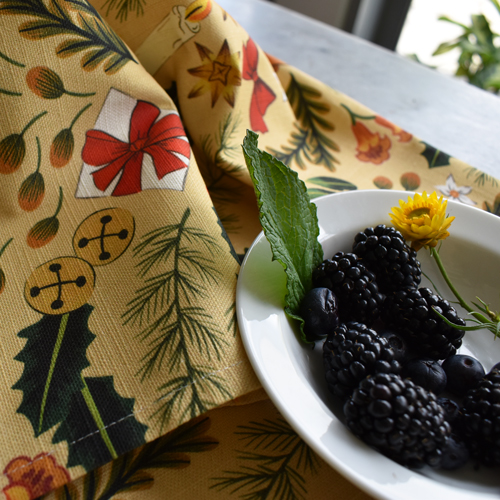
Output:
(82, 101), (190, 197)
(242, 38), (276, 133)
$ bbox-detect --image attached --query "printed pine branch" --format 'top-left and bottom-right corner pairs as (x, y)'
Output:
(124, 208), (231, 428)
(154, 369), (232, 432)
(76, 415), (218, 500)
(212, 449), (308, 500)
(200, 113), (244, 201)
(211, 416), (320, 500)
(137, 305), (226, 380)
(216, 113), (244, 167)
(102, 0), (146, 22)
(198, 113), (245, 233)
(225, 302), (237, 336)
(236, 418), (299, 452)
(464, 166), (499, 187)
(268, 125), (309, 170)
(0, 0), (136, 73)
(130, 213), (220, 279)
(271, 73), (340, 170)
(236, 417), (319, 474)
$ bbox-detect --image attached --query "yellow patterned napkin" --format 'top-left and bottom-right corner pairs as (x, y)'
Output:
(0, 1), (497, 499)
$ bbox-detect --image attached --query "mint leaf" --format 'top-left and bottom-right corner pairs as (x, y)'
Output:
(242, 130), (323, 341)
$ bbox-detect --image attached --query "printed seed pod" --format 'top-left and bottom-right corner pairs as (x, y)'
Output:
(50, 104), (91, 168)
(26, 66), (95, 99)
(0, 135), (25, 174)
(18, 137), (45, 211)
(373, 176), (393, 189)
(50, 129), (73, 168)
(0, 111), (47, 174)
(27, 186), (63, 249)
(400, 172), (421, 191)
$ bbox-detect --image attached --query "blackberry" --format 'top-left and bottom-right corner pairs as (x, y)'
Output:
(312, 252), (385, 324)
(323, 322), (401, 400)
(382, 287), (465, 360)
(460, 367), (500, 467)
(352, 225), (421, 292)
(344, 372), (451, 468)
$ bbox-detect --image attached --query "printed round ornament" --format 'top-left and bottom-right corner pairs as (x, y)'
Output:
(73, 207), (135, 266)
(25, 257), (95, 315)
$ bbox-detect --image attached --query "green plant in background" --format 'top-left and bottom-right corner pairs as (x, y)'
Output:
(433, 0), (500, 94)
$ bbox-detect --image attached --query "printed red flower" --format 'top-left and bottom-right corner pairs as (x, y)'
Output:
(375, 115), (412, 142)
(242, 38), (276, 132)
(82, 101), (190, 196)
(3, 453), (70, 499)
(352, 121), (391, 164)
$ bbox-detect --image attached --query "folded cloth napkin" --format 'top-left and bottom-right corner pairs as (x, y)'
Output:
(0, 1), (498, 499)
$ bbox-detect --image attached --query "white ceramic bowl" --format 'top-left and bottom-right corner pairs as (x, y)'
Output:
(236, 190), (500, 500)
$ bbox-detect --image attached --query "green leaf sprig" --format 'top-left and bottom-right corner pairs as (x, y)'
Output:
(429, 246), (500, 339)
(242, 130), (323, 342)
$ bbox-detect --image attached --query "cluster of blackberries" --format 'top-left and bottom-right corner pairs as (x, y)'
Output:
(300, 224), (500, 471)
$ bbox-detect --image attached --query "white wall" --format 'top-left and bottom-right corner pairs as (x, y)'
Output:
(397, 0), (500, 75)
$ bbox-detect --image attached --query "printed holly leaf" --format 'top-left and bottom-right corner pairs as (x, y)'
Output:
(52, 376), (148, 471)
(242, 130), (323, 342)
(12, 305), (96, 437)
(420, 141), (451, 168)
(306, 176), (357, 199)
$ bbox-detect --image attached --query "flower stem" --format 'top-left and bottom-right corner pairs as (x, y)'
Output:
(21, 111), (48, 136)
(69, 103), (92, 129)
(53, 186), (64, 217)
(0, 50), (24, 68)
(430, 247), (490, 324)
(0, 238), (13, 259)
(35, 137), (41, 173)
(0, 88), (22, 97)
(340, 103), (375, 125)
(64, 89), (96, 98)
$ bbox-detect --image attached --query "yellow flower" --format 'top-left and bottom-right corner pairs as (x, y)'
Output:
(389, 191), (455, 251)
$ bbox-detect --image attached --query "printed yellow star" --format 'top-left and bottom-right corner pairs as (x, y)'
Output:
(188, 40), (241, 107)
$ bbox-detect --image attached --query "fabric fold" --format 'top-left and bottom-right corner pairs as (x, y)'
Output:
(0, 1), (498, 499)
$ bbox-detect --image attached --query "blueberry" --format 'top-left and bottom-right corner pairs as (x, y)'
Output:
(404, 358), (447, 394)
(299, 287), (339, 341)
(377, 328), (412, 364)
(440, 435), (470, 470)
(441, 354), (486, 397)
